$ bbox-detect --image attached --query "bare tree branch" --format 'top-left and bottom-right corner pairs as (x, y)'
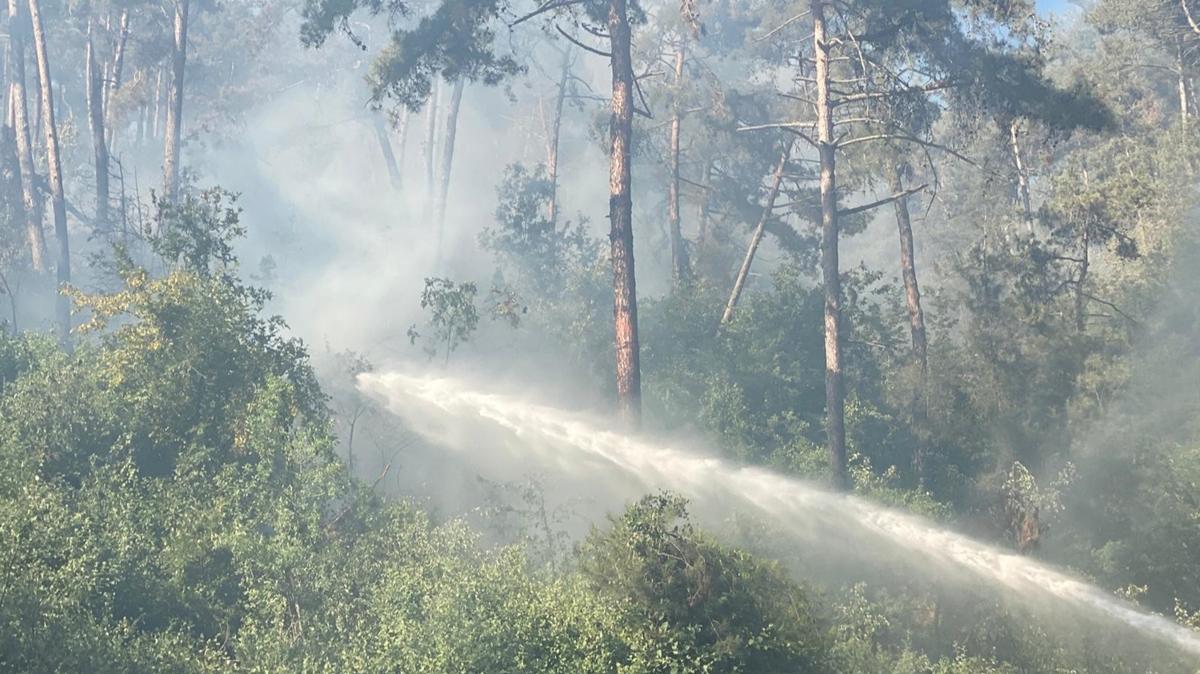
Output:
(1183, 0), (1200, 36)
(838, 133), (977, 166)
(833, 81), (956, 107)
(838, 183), (928, 217)
(510, 0), (583, 27)
(782, 127), (820, 149)
(737, 120), (818, 132)
(1082, 292), (1142, 325)
(756, 10), (811, 42)
(555, 24), (611, 58)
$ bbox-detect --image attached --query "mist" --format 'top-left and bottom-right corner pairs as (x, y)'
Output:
(3, 0), (1200, 672)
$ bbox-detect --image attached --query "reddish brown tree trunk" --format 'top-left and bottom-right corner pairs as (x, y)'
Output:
(29, 0), (69, 344)
(608, 0), (641, 425)
(814, 0), (848, 489)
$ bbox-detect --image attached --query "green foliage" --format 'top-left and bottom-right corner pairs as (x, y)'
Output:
(150, 188), (246, 279)
(366, 0), (523, 109)
(23, 0), (1200, 670)
(481, 163), (598, 299)
(301, 0), (523, 110)
(408, 277), (480, 363)
(480, 162), (611, 376)
(579, 493), (830, 673)
(0, 287), (839, 672)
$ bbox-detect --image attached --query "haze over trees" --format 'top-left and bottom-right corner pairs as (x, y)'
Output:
(1, 0), (1200, 672)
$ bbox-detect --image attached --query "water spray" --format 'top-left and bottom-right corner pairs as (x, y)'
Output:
(359, 370), (1200, 661)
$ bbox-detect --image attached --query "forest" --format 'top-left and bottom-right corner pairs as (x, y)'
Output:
(2, 0), (1200, 671)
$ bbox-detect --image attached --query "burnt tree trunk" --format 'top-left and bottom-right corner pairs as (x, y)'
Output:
(667, 42), (690, 288)
(608, 0), (641, 425)
(7, 0), (45, 271)
(29, 0), (69, 344)
(434, 77), (464, 264)
(87, 22), (109, 232)
(162, 0), (189, 202)
(721, 144), (790, 325)
(813, 0), (848, 489)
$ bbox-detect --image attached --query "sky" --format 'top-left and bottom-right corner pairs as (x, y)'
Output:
(1037, 0), (1076, 13)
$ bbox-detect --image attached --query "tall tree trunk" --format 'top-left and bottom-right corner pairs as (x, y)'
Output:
(1188, 76), (1197, 119)
(151, 66), (162, 140)
(3, 55), (9, 123)
(7, 0), (45, 271)
(136, 100), (145, 145)
(29, 43), (39, 151)
(1009, 118), (1032, 229)
(813, 0), (847, 489)
(890, 161), (928, 485)
(162, 0), (189, 203)
(1075, 168), (1090, 335)
(0, 127), (20, 330)
(1178, 39), (1190, 128)
(421, 81), (440, 224)
(87, 23), (109, 232)
(667, 42), (690, 288)
(721, 144), (789, 325)
(608, 0), (641, 425)
(694, 159), (712, 274)
(394, 109), (409, 189)
(1075, 228), (1089, 335)
(434, 77), (464, 264)
(105, 9), (130, 148)
(546, 47), (570, 224)
(28, 0), (69, 344)
(372, 114), (402, 190)
(890, 162), (927, 373)
(0, 124), (23, 248)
